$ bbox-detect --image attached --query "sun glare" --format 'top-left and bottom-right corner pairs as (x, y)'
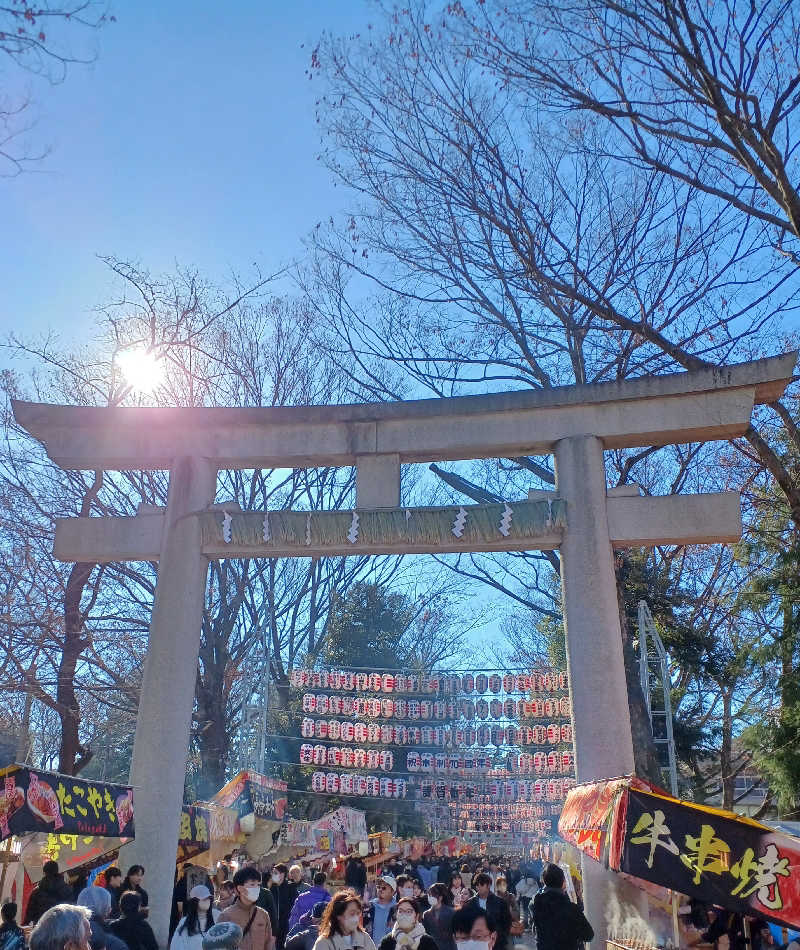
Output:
(117, 347), (165, 394)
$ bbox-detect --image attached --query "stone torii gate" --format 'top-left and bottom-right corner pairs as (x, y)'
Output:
(12, 353), (796, 947)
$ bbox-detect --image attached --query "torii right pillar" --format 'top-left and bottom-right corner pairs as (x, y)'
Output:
(556, 434), (646, 946)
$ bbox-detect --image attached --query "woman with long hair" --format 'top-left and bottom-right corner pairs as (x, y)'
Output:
(313, 891), (376, 950)
(377, 900), (436, 950)
(449, 875), (471, 911)
(170, 886), (219, 950)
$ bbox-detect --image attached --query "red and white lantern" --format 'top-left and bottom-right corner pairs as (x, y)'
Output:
(367, 724), (380, 743)
(340, 773), (353, 794)
(395, 698), (408, 718)
(368, 673), (382, 692)
(380, 750), (393, 771)
(408, 701), (421, 720)
(559, 671), (569, 690)
(328, 747), (341, 767)
(547, 723), (560, 744)
(421, 726), (434, 745)
(502, 674), (515, 693)
(462, 674), (475, 693)
(533, 725), (548, 744)
(312, 772), (325, 792)
(367, 698), (381, 718)
(534, 752), (547, 773)
(380, 725), (394, 744)
(561, 724), (573, 743)
(492, 726), (506, 746)
(353, 722), (367, 743)
(433, 727), (445, 746)
(382, 673), (395, 692)
(328, 695), (342, 715)
(302, 693), (316, 713)
(317, 695), (329, 715)
(341, 747), (354, 768)
(367, 749), (380, 770)
(408, 726), (422, 744)
(313, 745), (327, 765)
(519, 753), (532, 773)
(547, 750), (559, 772)
(354, 775), (367, 795)
(504, 699), (517, 718)
(314, 720), (328, 739)
(407, 752), (421, 772)
(434, 701), (447, 720)
(356, 673), (369, 691)
(341, 722), (354, 743)
(515, 674), (531, 692)
(461, 699), (475, 719)
(328, 720), (341, 741)
(407, 675), (419, 692)
(300, 744), (314, 764)
(489, 674), (502, 693)
(476, 673), (488, 693)
(560, 696), (571, 717)
(381, 698), (395, 718)
(341, 672), (355, 690)
(561, 750), (574, 772)
(354, 748), (367, 768)
(301, 718), (315, 738)
(420, 700), (433, 720)
(366, 776), (380, 796)
(465, 728), (477, 746)
(395, 725), (408, 745)
(420, 753), (434, 772)
(490, 698), (503, 719)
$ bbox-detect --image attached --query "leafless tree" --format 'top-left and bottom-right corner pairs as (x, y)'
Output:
(0, 1), (113, 174)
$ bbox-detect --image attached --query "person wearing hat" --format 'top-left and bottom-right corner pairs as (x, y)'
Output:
(364, 877), (397, 945)
(284, 902), (327, 950)
(203, 923), (243, 950)
(170, 885), (220, 950)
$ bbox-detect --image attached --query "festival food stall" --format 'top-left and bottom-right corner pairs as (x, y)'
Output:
(559, 776), (800, 946)
(0, 764), (135, 908)
(212, 771), (288, 860)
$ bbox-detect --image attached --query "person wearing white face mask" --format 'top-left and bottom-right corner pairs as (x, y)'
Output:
(171, 886), (221, 950)
(451, 905), (498, 950)
(219, 868), (275, 950)
(422, 885), (455, 950)
(269, 864), (299, 950)
(313, 891), (376, 950)
(375, 899), (436, 950)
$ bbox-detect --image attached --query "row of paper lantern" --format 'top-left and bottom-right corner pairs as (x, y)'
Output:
(457, 820), (553, 834)
(418, 777), (574, 801)
(301, 694), (571, 720)
(311, 772), (407, 797)
(301, 745), (394, 769)
(408, 749), (574, 774)
(413, 778), (575, 799)
(291, 670), (568, 694)
(300, 718), (573, 746)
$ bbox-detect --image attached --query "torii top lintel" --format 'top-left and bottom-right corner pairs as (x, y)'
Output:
(11, 353), (797, 471)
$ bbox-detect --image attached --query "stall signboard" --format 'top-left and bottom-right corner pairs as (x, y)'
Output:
(0, 766), (134, 842)
(621, 789), (800, 929)
(213, 771), (287, 822)
(558, 775), (631, 864)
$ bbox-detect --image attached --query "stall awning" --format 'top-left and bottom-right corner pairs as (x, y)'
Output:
(0, 764), (134, 842)
(0, 764), (135, 883)
(559, 776), (800, 928)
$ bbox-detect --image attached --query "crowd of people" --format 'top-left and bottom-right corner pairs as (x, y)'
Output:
(4, 850), (792, 950)
(1, 854), (595, 950)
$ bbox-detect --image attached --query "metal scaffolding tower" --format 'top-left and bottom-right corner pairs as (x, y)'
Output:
(637, 600), (679, 795)
(236, 622), (272, 774)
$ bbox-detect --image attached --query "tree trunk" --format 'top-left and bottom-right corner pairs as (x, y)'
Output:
(195, 634), (232, 800)
(58, 561), (94, 775)
(615, 563), (664, 784)
(720, 692), (734, 810)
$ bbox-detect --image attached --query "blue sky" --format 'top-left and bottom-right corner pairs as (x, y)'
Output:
(0, 0), (370, 345)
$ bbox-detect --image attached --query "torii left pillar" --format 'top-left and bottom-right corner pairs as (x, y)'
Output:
(123, 456), (217, 947)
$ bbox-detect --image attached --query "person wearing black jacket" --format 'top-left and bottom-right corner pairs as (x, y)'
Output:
(109, 891), (158, 950)
(531, 864), (594, 950)
(344, 858), (368, 897)
(23, 862), (74, 925)
(465, 875), (511, 950)
(267, 864), (298, 950)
